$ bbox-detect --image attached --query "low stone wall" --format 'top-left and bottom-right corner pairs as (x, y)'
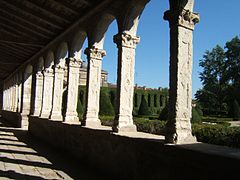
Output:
(29, 116), (240, 180)
(2, 110), (22, 128)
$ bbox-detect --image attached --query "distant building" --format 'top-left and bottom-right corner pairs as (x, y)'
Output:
(78, 61), (108, 87)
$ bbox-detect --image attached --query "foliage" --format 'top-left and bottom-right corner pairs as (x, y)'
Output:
(134, 118), (166, 135)
(191, 107), (202, 124)
(196, 36), (240, 116)
(99, 88), (115, 116)
(138, 95), (151, 116)
(192, 123), (240, 148)
(229, 99), (240, 120)
(100, 115), (166, 135)
(159, 102), (168, 121)
(196, 45), (228, 115)
(77, 97), (84, 118)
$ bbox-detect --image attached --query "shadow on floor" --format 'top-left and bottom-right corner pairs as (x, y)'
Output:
(0, 116), (111, 180)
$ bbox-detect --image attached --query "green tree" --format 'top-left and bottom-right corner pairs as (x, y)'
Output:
(196, 45), (228, 115)
(225, 36), (240, 104)
(138, 95), (150, 116)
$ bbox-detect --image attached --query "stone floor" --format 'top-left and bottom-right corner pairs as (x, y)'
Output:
(0, 117), (108, 180)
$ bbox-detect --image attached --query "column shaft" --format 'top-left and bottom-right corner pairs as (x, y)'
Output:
(64, 58), (81, 123)
(40, 69), (54, 118)
(33, 72), (43, 116)
(113, 33), (140, 132)
(51, 65), (65, 120)
(164, 5), (200, 144)
(82, 48), (106, 127)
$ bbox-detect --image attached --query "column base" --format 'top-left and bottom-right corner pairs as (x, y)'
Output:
(165, 132), (197, 144)
(40, 113), (50, 119)
(50, 113), (63, 121)
(64, 114), (80, 124)
(113, 124), (137, 133)
(20, 113), (29, 130)
(82, 117), (102, 128)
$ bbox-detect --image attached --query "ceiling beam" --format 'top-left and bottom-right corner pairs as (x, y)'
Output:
(0, 28), (22, 38)
(14, 0), (71, 24)
(0, 23), (33, 39)
(0, 16), (50, 40)
(0, 40), (44, 48)
(0, 8), (56, 36)
(2, 43), (37, 55)
(28, 0), (79, 16)
(0, 45), (30, 58)
(0, 0), (63, 30)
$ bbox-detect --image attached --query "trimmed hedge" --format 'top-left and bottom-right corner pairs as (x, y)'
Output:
(99, 88), (115, 116)
(100, 116), (166, 135)
(138, 95), (151, 116)
(191, 107), (202, 124)
(192, 123), (240, 148)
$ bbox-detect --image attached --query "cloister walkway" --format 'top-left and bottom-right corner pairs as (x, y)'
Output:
(0, 116), (108, 180)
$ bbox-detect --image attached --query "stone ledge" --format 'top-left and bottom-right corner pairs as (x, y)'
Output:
(28, 116), (240, 180)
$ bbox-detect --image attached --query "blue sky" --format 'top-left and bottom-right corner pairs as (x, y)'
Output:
(83, 0), (240, 97)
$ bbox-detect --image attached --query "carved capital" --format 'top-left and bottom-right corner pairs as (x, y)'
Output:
(54, 64), (65, 73)
(67, 57), (82, 68)
(42, 68), (54, 76)
(36, 71), (43, 78)
(164, 9), (200, 30)
(114, 33), (140, 49)
(84, 47), (106, 60)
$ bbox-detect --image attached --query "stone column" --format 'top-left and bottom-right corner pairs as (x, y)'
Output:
(33, 71), (43, 116)
(82, 47), (106, 127)
(112, 32), (139, 132)
(17, 73), (22, 113)
(50, 65), (65, 120)
(164, 2), (200, 144)
(22, 73), (32, 116)
(14, 76), (19, 112)
(64, 58), (81, 123)
(40, 68), (54, 118)
(3, 82), (6, 110)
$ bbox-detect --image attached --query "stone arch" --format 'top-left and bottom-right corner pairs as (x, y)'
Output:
(70, 30), (87, 60)
(22, 64), (33, 117)
(88, 13), (116, 49)
(45, 51), (54, 69)
(56, 42), (68, 67)
(117, 0), (149, 35)
(37, 57), (44, 72)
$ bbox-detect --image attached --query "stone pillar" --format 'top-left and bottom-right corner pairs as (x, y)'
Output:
(17, 73), (22, 113)
(22, 71), (32, 116)
(112, 32), (139, 132)
(3, 82), (6, 110)
(40, 68), (54, 118)
(33, 71), (43, 116)
(50, 65), (65, 120)
(64, 58), (81, 123)
(82, 47), (106, 127)
(164, 1), (199, 144)
(14, 76), (19, 112)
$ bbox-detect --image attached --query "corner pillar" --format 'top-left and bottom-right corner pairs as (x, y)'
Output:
(113, 32), (140, 132)
(82, 47), (106, 127)
(164, 1), (200, 144)
(64, 58), (81, 124)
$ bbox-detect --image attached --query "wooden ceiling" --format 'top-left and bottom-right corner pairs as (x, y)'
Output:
(0, 0), (103, 80)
